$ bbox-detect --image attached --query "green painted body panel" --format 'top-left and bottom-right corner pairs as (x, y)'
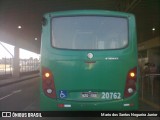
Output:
(40, 10), (138, 110)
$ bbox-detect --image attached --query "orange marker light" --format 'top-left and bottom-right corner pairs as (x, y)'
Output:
(45, 72), (50, 78)
(130, 72), (135, 78)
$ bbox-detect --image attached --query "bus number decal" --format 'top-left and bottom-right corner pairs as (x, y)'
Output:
(101, 92), (121, 100)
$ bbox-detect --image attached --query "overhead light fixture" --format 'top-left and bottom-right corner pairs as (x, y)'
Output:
(35, 38), (38, 40)
(18, 25), (22, 29)
(152, 28), (155, 31)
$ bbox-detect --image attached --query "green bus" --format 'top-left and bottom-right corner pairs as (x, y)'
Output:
(40, 10), (138, 111)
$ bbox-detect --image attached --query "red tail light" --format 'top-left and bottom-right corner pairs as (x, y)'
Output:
(42, 67), (56, 98)
(124, 67), (137, 98)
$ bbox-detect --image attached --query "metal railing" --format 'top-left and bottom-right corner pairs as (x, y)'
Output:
(0, 58), (12, 77)
(140, 73), (160, 101)
(0, 58), (40, 79)
(20, 59), (40, 73)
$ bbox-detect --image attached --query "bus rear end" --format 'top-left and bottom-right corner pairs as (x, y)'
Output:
(40, 10), (138, 111)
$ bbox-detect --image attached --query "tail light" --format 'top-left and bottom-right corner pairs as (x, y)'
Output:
(42, 67), (56, 98)
(124, 67), (137, 98)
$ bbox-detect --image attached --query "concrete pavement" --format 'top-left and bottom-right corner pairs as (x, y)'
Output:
(0, 73), (40, 87)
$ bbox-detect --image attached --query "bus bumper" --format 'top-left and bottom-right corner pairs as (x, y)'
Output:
(40, 92), (138, 111)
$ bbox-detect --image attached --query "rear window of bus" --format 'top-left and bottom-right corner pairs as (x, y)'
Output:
(51, 16), (128, 50)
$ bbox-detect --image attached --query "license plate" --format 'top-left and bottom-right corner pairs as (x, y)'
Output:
(81, 92), (98, 98)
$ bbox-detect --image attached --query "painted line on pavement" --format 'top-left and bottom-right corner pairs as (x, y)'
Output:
(0, 89), (22, 101)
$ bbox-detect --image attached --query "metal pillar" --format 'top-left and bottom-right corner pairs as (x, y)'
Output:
(13, 46), (20, 77)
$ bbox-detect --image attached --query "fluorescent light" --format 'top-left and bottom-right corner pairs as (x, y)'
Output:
(18, 26), (22, 29)
(152, 28), (155, 31)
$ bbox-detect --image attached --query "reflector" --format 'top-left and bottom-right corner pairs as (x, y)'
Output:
(58, 104), (64, 108)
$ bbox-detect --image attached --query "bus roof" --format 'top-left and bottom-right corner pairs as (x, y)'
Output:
(43, 10), (135, 18)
